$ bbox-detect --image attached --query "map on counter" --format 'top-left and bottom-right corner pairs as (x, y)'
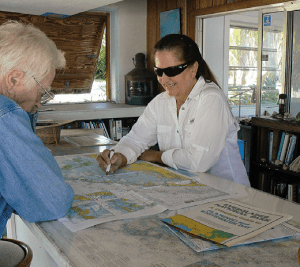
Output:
(55, 153), (234, 232)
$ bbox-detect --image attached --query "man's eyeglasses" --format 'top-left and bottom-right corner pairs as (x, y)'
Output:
(30, 74), (54, 104)
(153, 61), (194, 77)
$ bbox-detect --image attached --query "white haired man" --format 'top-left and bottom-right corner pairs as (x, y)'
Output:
(0, 21), (74, 237)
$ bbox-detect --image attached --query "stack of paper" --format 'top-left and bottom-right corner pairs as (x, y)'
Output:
(162, 199), (293, 247)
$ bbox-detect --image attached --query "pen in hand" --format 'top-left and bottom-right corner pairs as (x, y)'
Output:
(106, 150), (115, 175)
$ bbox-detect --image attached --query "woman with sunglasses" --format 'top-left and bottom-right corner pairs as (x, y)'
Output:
(97, 34), (250, 187)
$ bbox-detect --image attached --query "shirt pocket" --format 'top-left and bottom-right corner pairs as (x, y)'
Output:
(157, 125), (172, 151)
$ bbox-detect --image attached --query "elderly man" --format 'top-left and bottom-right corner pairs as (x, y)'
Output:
(0, 21), (74, 237)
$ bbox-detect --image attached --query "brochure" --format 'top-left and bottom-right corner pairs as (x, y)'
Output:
(161, 199), (293, 247)
(164, 220), (300, 252)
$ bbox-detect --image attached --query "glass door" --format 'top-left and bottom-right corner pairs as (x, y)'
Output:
(201, 12), (259, 118)
(197, 6), (292, 118)
(258, 11), (285, 116)
(228, 17), (259, 118)
(289, 10), (300, 117)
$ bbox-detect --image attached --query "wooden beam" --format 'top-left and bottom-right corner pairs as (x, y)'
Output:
(189, 0), (290, 17)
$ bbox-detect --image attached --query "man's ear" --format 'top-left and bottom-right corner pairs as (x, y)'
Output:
(5, 69), (25, 89)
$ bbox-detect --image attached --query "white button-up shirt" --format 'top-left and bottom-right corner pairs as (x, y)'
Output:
(113, 77), (250, 187)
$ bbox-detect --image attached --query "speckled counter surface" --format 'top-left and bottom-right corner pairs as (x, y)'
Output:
(8, 146), (300, 267)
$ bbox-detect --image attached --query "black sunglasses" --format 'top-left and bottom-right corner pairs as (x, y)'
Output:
(153, 61), (194, 77)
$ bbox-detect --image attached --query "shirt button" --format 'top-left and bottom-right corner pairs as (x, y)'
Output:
(177, 130), (179, 133)
(182, 107), (185, 110)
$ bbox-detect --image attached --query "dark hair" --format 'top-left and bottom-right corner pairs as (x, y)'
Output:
(154, 34), (220, 87)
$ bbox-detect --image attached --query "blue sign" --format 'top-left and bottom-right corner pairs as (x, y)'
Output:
(160, 9), (181, 38)
(264, 15), (271, 26)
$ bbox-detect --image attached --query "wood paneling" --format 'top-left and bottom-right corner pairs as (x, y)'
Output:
(0, 11), (107, 94)
(214, 0), (227, 6)
(147, 0), (186, 93)
(200, 0), (213, 9)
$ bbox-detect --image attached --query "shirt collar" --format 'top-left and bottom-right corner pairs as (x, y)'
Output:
(187, 76), (206, 100)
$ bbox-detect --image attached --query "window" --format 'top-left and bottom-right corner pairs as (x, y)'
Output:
(198, 10), (285, 118)
(290, 10), (300, 116)
(0, 11), (110, 104)
(228, 25), (258, 117)
(49, 27), (107, 103)
(260, 12), (284, 116)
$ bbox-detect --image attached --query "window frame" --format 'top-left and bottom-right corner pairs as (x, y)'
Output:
(0, 11), (110, 103)
(196, 5), (292, 117)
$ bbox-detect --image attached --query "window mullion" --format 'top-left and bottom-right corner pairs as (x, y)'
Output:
(284, 10), (293, 114)
(256, 10), (263, 117)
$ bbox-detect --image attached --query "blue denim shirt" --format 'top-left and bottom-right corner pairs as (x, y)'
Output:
(0, 95), (74, 237)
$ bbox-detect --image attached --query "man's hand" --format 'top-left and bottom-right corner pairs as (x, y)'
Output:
(96, 149), (127, 174)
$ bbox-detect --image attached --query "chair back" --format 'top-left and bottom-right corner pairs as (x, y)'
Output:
(0, 238), (33, 267)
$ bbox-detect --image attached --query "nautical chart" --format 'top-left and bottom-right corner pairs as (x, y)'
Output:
(55, 153), (233, 232)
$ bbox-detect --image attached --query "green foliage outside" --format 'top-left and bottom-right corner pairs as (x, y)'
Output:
(229, 28), (258, 86)
(261, 74), (279, 104)
(229, 27), (259, 107)
(95, 28), (106, 80)
(228, 85), (256, 106)
(229, 27), (281, 108)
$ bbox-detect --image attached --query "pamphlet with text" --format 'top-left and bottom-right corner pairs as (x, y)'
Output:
(161, 199), (293, 247)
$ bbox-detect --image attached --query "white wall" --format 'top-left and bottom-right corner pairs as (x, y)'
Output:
(93, 0), (147, 103)
(202, 16), (227, 93)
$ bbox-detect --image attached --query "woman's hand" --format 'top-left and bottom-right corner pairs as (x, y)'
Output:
(96, 149), (127, 174)
(139, 149), (164, 164)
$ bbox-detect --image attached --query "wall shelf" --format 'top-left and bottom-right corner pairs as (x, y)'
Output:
(38, 102), (145, 122)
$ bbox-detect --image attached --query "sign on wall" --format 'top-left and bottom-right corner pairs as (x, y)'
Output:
(159, 8), (181, 38)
